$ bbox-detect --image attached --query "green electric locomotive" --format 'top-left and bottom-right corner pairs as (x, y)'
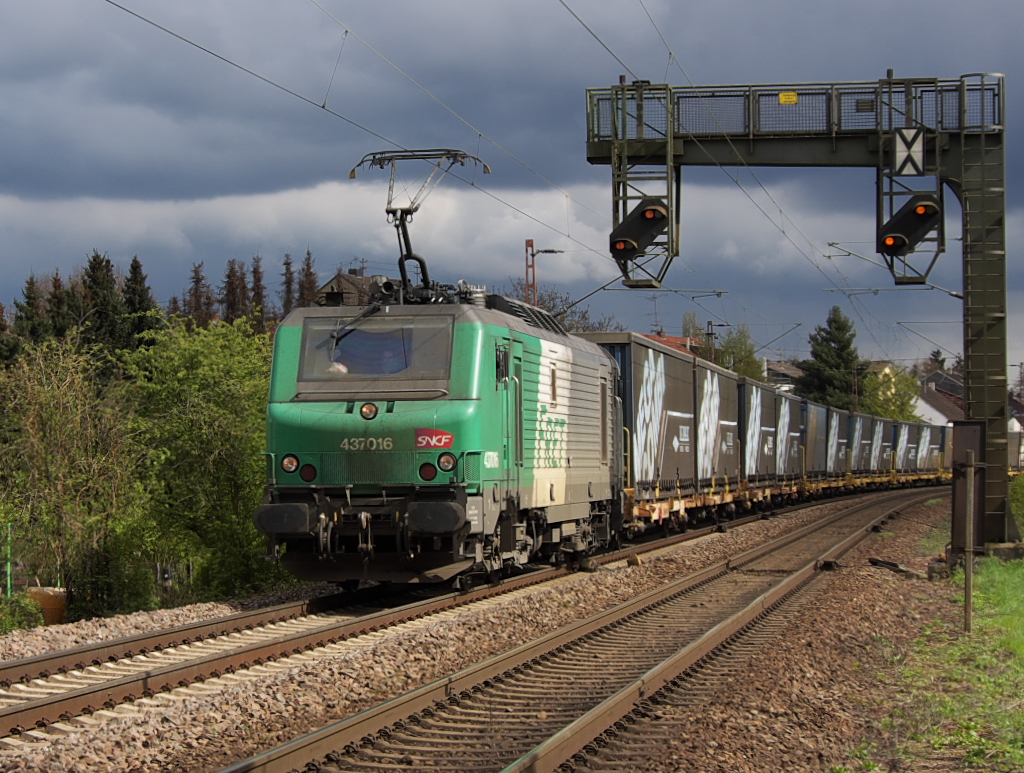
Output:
(253, 269), (623, 586)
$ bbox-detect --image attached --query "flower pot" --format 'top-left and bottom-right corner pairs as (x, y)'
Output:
(27, 587), (67, 626)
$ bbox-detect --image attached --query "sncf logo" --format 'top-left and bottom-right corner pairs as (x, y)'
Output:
(415, 429), (455, 449)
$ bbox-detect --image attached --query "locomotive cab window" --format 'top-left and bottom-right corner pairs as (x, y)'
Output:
(298, 315), (454, 385)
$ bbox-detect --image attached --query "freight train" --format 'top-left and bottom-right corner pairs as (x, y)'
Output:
(252, 267), (955, 588)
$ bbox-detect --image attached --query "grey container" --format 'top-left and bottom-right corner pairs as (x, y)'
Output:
(582, 333), (697, 499)
(738, 377), (779, 485)
(801, 400), (828, 479)
(776, 390), (803, 480)
(694, 359), (740, 490)
(826, 407), (850, 478)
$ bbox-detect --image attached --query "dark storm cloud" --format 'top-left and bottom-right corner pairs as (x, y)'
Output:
(1, 0), (1022, 369)
(3, 1), (1022, 199)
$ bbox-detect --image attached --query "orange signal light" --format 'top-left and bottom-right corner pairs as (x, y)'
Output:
(915, 205), (927, 215)
(884, 236), (897, 247)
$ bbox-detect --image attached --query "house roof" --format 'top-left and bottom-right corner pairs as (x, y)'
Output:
(924, 371), (964, 397)
(318, 270), (378, 306)
(765, 361), (804, 379)
(918, 386), (965, 423)
(1008, 393), (1024, 420)
(642, 333), (700, 357)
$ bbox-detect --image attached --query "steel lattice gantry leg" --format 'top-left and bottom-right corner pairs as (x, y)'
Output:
(948, 129), (1017, 543)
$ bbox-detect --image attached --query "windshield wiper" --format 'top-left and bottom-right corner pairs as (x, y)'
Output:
(331, 302), (381, 355)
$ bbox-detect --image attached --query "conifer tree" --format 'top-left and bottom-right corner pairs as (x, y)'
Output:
(794, 306), (865, 411)
(82, 251), (129, 350)
(12, 274), (51, 344)
(250, 255), (267, 334)
(46, 270), (74, 339)
(297, 249), (319, 308)
(122, 256), (159, 347)
(219, 258), (250, 323)
(63, 273), (90, 330)
(183, 262), (216, 329)
(167, 295), (183, 317)
(280, 253), (295, 316)
(0, 302), (20, 363)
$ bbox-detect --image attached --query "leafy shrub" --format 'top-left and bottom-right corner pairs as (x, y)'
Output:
(0, 592), (44, 634)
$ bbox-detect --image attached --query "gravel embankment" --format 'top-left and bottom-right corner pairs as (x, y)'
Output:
(0, 494), (953, 773)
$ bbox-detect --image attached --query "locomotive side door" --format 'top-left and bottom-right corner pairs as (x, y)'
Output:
(496, 338), (524, 505)
(505, 343), (524, 501)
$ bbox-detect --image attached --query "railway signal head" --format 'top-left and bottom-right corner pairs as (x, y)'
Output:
(877, 194), (942, 257)
(610, 198), (669, 266)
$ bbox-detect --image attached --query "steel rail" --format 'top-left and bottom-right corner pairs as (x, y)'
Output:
(504, 490), (937, 773)
(0, 591), (353, 688)
(0, 486), (939, 739)
(0, 497), (774, 692)
(0, 484), (906, 692)
(0, 574), (553, 736)
(214, 489), (932, 773)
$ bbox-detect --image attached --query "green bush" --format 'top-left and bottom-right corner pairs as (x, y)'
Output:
(122, 317), (291, 600)
(0, 592), (44, 634)
(1010, 474), (1024, 535)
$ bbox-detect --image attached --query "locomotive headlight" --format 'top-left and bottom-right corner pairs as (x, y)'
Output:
(419, 463), (438, 481)
(437, 453), (457, 473)
(281, 455), (300, 473)
(360, 403), (378, 420)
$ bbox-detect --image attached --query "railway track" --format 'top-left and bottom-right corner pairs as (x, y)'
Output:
(0, 487), (929, 748)
(213, 488), (932, 773)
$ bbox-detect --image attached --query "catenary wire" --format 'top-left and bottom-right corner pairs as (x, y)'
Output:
(557, 0), (890, 355)
(557, 0), (639, 81)
(105, 0), (894, 361)
(308, 0), (611, 225)
(102, 0), (820, 352)
(100, 0), (400, 148)
(98, 0), (619, 276)
(633, 0), (893, 357)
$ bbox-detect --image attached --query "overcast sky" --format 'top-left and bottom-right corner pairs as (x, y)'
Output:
(1, 0), (1022, 374)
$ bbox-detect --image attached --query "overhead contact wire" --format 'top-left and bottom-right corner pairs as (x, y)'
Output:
(558, 0), (829, 350)
(100, 0), (400, 147)
(634, 0), (891, 357)
(99, 0), (616, 274)
(308, 0), (610, 224)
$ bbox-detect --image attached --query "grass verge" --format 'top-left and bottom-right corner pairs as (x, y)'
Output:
(850, 503), (1024, 772)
